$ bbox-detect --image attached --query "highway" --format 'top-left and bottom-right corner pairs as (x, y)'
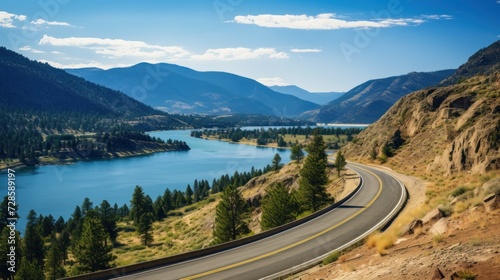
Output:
(118, 163), (406, 280)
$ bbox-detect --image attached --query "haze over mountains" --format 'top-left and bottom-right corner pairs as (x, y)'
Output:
(302, 70), (455, 124)
(268, 85), (344, 105)
(67, 64), (318, 117)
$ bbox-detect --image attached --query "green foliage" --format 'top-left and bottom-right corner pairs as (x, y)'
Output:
(451, 186), (470, 197)
(44, 234), (67, 280)
(272, 153), (283, 171)
(130, 186), (146, 225)
(438, 205), (453, 217)
(0, 227), (21, 279)
(17, 259), (44, 280)
(297, 129), (333, 212)
(74, 216), (115, 273)
(290, 142), (304, 163)
(213, 185), (250, 244)
(322, 251), (342, 265)
(137, 213), (155, 247)
(261, 183), (298, 230)
(334, 150), (346, 176)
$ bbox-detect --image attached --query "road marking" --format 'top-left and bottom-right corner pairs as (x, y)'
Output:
(181, 165), (383, 280)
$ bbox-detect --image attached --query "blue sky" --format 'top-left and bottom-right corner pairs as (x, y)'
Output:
(1, 0), (499, 92)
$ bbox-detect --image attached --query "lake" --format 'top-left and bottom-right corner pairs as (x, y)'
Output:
(1, 130), (291, 232)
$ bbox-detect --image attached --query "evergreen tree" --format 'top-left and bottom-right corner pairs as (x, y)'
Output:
(260, 183), (298, 230)
(23, 211), (45, 266)
(130, 185), (146, 224)
(290, 142), (304, 163)
(137, 213), (154, 246)
(334, 150), (346, 176)
(153, 195), (166, 221)
(213, 185), (250, 244)
(44, 234), (67, 280)
(162, 188), (173, 214)
(185, 185), (194, 205)
(81, 197), (93, 217)
(16, 259), (44, 280)
(59, 229), (71, 265)
(74, 216), (114, 273)
(297, 129), (332, 212)
(98, 200), (117, 246)
(272, 153), (283, 172)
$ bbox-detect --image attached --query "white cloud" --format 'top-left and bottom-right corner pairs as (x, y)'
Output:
(19, 45), (45, 53)
(233, 13), (452, 30)
(191, 47), (289, 61)
(0, 11), (27, 28)
(31, 18), (72, 27)
(39, 59), (129, 70)
(39, 35), (191, 61)
(257, 77), (288, 86)
(291, 48), (322, 53)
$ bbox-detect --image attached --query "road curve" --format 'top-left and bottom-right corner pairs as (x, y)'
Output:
(118, 163), (406, 280)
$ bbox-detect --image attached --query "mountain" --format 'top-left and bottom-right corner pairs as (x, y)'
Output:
(269, 85), (344, 105)
(440, 40), (500, 85)
(302, 70), (455, 124)
(0, 47), (161, 118)
(343, 40), (500, 175)
(67, 64), (318, 117)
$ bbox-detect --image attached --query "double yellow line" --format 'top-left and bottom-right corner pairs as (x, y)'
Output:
(181, 165), (383, 280)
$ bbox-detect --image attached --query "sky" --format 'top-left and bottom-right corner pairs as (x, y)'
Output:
(0, 0), (499, 92)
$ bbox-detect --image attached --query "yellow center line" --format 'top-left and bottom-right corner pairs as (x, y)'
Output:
(181, 165), (382, 280)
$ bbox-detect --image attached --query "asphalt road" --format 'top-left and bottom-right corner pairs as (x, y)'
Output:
(118, 163), (405, 280)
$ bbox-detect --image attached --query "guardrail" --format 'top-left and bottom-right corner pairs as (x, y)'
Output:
(260, 164), (408, 280)
(61, 170), (364, 280)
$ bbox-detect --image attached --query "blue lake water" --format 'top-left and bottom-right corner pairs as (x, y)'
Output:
(1, 130), (291, 232)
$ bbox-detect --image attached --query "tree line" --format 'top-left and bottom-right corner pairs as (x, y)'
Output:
(191, 126), (364, 147)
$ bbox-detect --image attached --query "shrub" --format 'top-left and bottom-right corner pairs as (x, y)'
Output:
(438, 205), (453, 217)
(456, 269), (477, 280)
(322, 251), (341, 265)
(451, 186), (470, 197)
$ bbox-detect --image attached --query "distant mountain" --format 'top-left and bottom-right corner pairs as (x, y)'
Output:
(343, 40), (500, 175)
(67, 64), (318, 117)
(440, 40), (500, 85)
(302, 69), (455, 124)
(269, 85), (344, 105)
(0, 47), (160, 118)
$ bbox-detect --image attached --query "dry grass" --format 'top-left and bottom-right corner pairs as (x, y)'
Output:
(366, 230), (398, 255)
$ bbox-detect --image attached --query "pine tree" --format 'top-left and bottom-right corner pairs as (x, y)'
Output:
(23, 211), (45, 266)
(44, 234), (67, 279)
(74, 216), (115, 273)
(16, 258), (44, 280)
(130, 185), (146, 224)
(185, 185), (194, 205)
(334, 150), (346, 176)
(260, 183), (298, 230)
(163, 188), (173, 214)
(0, 227), (21, 279)
(213, 185), (250, 244)
(137, 213), (154, 246)
(297, 129), (332, 212)
(98, 200), (117, 246)
(272, 153), (282, 172)
(290, 142), (304, 163)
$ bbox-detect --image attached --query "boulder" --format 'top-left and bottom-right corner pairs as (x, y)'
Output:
(429, 218), (448, 235)
(431, 267), (445, 279)
(483, 193), (500, 212)
(400, 219), (423, 236)
(422, 208), (444, 225)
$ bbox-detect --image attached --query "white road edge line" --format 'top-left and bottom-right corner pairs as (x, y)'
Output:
(259, 164), (407, 280)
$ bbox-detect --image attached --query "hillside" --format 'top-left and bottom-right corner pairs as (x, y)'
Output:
(343, 41), (500, 175)
(0, 47), (188, 166)
(302, 70), (455, 124)
(67, 64), (318, 117)
(269, 85), (344, 105)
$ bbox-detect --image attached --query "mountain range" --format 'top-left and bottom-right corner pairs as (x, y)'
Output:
(301, 69), (456, 124)
(66, 64), (318, 117)
(268, 85), (344, 105)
